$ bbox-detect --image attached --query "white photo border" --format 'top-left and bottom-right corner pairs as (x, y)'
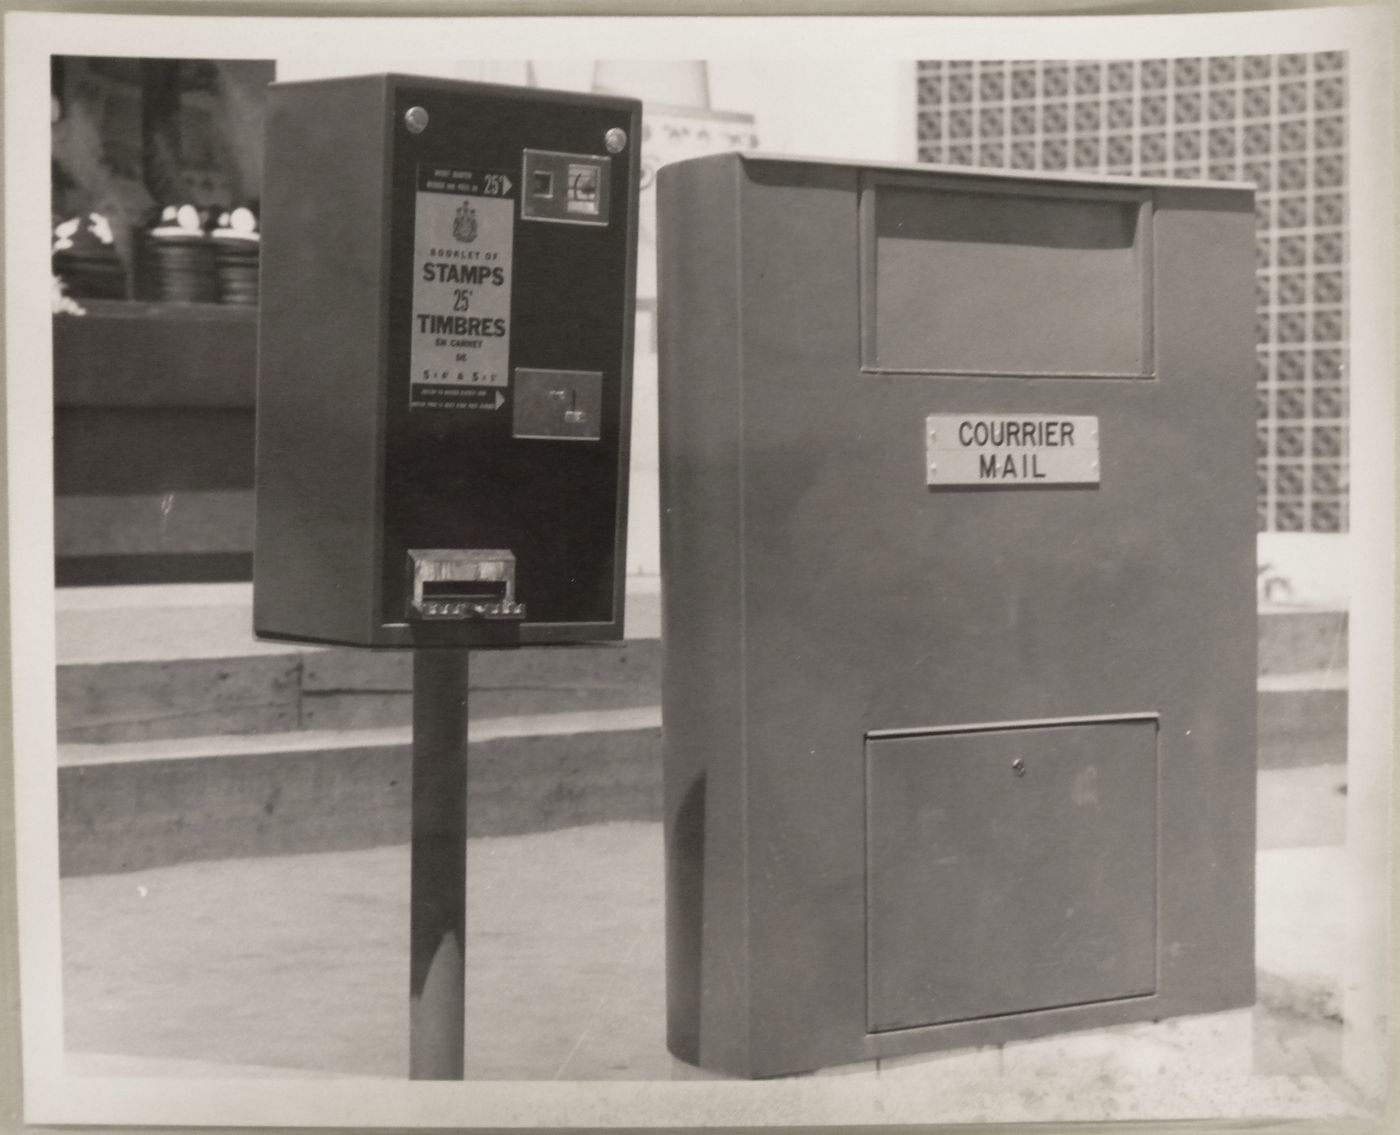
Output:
(4, 5), (1395, 1128)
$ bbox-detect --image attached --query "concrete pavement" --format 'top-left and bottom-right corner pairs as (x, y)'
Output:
(59, 816), (1374, 1121)
(51, 582), (1368, 1118)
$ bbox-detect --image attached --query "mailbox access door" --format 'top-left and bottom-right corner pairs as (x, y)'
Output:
(865, 718), (1158, 1033)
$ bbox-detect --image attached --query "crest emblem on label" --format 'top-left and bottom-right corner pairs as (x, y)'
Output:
(453, 201), (478, 243)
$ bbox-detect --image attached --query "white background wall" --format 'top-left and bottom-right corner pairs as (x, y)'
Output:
(709, 61), (916, 166)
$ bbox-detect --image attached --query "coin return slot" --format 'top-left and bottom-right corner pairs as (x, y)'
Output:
(530, 169), (555, 198)
(423, 580), (507, 602)
(407, 549), (525, 621)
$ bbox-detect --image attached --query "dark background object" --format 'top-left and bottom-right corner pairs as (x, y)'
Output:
(52, 56), (272, 586)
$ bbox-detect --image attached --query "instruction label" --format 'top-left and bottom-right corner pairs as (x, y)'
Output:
(410, 165), (516, 412)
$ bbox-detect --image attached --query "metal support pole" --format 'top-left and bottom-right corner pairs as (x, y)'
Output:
(409, 649), (470, 1080)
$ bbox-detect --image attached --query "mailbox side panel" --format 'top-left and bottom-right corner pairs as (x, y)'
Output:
(255, 76), (391, 645)
(658, 155), (755, 1076)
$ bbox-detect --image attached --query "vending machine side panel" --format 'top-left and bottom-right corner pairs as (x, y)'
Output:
(255, 75), (393, 646)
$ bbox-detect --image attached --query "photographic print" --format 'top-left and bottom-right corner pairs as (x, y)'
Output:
(4, 6), (1395, 1129)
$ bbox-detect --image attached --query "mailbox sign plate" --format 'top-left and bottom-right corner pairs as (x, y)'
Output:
(927, 413), (1100, 487)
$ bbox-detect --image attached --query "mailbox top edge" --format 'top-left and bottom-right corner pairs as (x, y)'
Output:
(663, 149), (1255, 197)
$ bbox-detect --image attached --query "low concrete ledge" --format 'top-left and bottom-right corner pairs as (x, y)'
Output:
(1257, 604), (1347, 676)
(1258, 669), (1347, 768)
(57, 581), (663, 743)
(58, 641), (662, 742)
(59, 708), (662, 876)
(299, 639), (661, 731)
(57, 653), (302, 743)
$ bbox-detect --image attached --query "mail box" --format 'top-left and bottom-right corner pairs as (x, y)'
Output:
(658, 153), (1257, 1077)
(255, 74), (640, 648)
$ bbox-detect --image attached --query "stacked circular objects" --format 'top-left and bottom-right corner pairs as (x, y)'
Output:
(139, 204), (218, 303)
(211, 206), (261, 307)
(52, 213), (126, 299)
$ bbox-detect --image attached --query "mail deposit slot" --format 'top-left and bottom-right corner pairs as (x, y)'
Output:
(658, 154), (1257, 1077)
(254, 75), (640, 648)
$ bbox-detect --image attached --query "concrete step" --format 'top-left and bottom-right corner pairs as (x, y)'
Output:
(56, 580), (661, 743)
(56, 587), (1342, 744)
(1258, 669), (1347, 768)
(55, 670), (1341, 771)
(60, 710), (1339, 877)
(51, 584), (1346, 877)
(58, 638), (662, 743)
(58, 708), (662, 877)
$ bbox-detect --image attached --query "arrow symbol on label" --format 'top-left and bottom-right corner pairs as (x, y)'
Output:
(492, 391), (504, 410)
(499, 176), (512, 196)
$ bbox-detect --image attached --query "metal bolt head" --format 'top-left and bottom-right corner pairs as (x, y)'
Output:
(1012, 759), (1026, 777)
(404, 106), (430, 134)
(605, 127), (628, 154)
